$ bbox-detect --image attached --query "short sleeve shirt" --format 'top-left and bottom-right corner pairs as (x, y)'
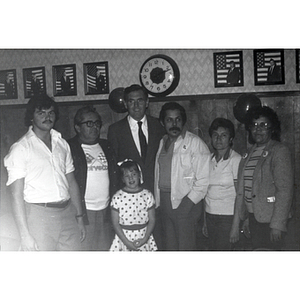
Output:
(111, 189), (155, 226)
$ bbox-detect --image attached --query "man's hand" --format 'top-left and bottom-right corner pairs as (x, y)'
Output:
(270, 228), (282, 243)
(20, 234), (39, 251)
(77, 218), (86, 242)
(177, 196), (194, 216)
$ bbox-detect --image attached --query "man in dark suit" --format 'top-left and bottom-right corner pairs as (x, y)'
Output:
(227, 61), (240, 85)
(107, 84), (165, 248)
(267, 59), (281, 82)
(60, 70), (72, 94)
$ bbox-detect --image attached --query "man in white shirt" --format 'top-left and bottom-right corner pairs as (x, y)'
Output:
(4, 95), (85, 251)
(68, 106), (118, 250)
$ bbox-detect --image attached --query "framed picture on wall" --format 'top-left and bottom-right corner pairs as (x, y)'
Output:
(53, 64), (77, 96)
(254, 49), (285, 85)
(23, 67), (46, 98)
(213, 51), (243, 87)
(296, 49), (300, 83)
(0, 69), (18, 100)
(83, 62), (109, 95)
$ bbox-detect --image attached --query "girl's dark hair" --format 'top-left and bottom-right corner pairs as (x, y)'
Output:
(209, 118), (235, 140)
(25, 95), (59, 127)
(159, 102), (187, 125)
(244, 105), (281, 142)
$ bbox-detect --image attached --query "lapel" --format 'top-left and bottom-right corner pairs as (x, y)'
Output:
(252, 139), (275, 180)
(144, 116), (157, 166)
(124, 116), (144, 164)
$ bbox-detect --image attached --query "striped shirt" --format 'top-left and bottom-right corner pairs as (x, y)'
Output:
(243, 146), (265, 212)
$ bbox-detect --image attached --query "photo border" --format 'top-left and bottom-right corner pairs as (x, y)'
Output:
(83, 62), (109, 95)
(253, 49), (285, 86)
(213, 51), (244, 88)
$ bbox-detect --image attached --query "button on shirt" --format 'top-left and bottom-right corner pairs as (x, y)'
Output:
(127, 115), (148, 156)
(4, 126), (74, 203)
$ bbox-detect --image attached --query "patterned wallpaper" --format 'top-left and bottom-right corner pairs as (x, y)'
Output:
(0, 48), (298, 105)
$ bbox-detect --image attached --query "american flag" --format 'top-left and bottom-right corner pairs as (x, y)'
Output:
(215, 53), (241, 84)
(0, 72), (15, 96)
(55, 67), (74, 92)
(26, 69), (44, 91)
(86, 64), (107, 92)
(256, 51), (282, 82)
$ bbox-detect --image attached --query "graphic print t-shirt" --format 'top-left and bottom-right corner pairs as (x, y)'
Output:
(81, 143), (110, 210)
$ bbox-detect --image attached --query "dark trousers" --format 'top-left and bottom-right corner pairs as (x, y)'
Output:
(160, 191), (202, 251)
(206, 213), (233, 250)
(81, 206), (114, 251)
(248, 213), (284, 250)
(152, 207), (164, 250)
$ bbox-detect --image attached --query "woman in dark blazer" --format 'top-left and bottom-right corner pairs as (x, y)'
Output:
(230, 106), (293, 250)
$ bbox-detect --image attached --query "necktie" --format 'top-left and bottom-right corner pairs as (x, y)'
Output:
(138, 121), (147, 161)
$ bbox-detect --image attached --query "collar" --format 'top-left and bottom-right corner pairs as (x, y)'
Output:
(27, 126), (61, 139)
(211, 147), (232, 161)
(127, 115), (148, 129)
(162, 126), (187, 143)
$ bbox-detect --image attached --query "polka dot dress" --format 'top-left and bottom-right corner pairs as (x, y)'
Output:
(110, 189), (157, 251)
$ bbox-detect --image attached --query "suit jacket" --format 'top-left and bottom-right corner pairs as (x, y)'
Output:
(107, 115), (165, 193)
(267, 65), (281, 82)
(227, 67), (240, 84)
(67, 136), (119, 225)
(236, 139), (293, 232)
(60, 76), (71, 93)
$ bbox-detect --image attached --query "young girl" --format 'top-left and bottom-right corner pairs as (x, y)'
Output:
(110, 160), (157, 251)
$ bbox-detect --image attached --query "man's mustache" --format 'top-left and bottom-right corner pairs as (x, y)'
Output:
(169, 127), (180, 131)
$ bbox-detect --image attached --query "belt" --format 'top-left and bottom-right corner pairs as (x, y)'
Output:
(120, 222), (148, 230)
(32, 200), (70, 208)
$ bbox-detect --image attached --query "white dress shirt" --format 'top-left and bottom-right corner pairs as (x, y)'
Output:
(4, 126), (74, 203)
(127, 115), (148, 156)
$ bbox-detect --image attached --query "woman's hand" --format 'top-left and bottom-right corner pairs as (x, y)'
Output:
(229, 224), (240, 244)
(241, 218), (251, 239)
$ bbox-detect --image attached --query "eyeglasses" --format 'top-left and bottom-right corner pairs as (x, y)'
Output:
(249, 122), (271, 130)
(78, 120), (102, 128)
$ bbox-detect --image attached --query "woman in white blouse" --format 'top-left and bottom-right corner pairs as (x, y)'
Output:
(203, 118), (241, 250)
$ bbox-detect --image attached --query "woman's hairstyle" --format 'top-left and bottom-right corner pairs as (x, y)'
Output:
(25, 95), (59, 127)
(159, 102), (187, 126)
(74, 105), (102, 126)
(209, 118), (235, 140)
(244, 105), (281, 142)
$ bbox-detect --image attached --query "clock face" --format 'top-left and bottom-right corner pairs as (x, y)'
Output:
(139, 55), (180, 97)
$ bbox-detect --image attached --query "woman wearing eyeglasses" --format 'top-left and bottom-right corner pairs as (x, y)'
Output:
(230, 106), (293, 250)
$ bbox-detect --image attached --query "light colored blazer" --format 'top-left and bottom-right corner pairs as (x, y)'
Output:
(236, 139), (293, 232)
(154, 130), (210, 209)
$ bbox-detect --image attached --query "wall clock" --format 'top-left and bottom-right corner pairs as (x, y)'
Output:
(139, 54), (180, 97)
